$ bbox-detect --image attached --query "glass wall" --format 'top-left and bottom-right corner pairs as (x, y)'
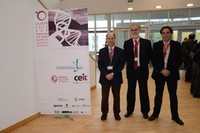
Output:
(132, 12), (148, 26)
(114, 13), (132, 27)
(190, 8), (200, 24)
(169, 9), (189, 24)
(150, 10), (168, 25)
(88, 7), (200, 54)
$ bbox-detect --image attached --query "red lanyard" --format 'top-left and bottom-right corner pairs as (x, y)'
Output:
(109, 47), (114, 64)
(163, 44), (170, 58)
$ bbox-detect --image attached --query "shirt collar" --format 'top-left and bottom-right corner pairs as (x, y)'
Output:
(163, 40), (170, 45)
(133, 37), (140, 42)
(108, 45), (115, 50)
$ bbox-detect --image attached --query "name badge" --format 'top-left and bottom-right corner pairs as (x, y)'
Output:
(107, 66), (113, 70)
(134, 58), (138, 61)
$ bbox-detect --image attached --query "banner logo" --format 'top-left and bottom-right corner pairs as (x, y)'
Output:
(36, 11), (47, 21)
(56, 59), (83, 72)
(51, 75), (69, 83)
(74, 73), (88, 81)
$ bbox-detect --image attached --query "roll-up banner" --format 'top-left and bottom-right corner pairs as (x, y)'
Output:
(34, 8), (91, 115)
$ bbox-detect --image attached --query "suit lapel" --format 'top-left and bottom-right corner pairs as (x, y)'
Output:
(111, 47), (118, 65)
(167, 40), (174, 64)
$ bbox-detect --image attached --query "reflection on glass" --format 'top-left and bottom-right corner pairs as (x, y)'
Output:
(96, 15), (108, 28)
(169, 9), (189, 24)
(190, 8), (200, 24)
(89, 33), (95, 52)
(173, 30), (178, 41)
(132, 12), (148, 26)
(96, 33), (107, 51)
(149, 11), (168, 25)
(88, 15), (94, 28)
(114, 13), (131, 27)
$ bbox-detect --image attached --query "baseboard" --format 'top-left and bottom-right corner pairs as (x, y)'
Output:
(0, 112), (41, 133)
(90, 85), (96, 90)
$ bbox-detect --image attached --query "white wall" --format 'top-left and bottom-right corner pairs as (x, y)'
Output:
(89, 56), (96, 88)
(39, 0), (60, 9)
(0, 0), (38, 130)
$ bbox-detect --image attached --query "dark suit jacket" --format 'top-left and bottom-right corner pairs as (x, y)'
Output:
(151, 40), (182, 80)
(123, 37), (152, 80)
(98, 46), (125, 84)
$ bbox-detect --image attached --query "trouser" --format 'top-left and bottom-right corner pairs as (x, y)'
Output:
(126, 77), (150, 115)
(152, 78), (179, 118)
(101, 83), (121, 115)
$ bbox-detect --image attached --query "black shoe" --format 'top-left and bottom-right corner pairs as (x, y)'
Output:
(172, 118), (184, 125)
(115, 114), (121, 121)
(148, 115), (158, 121)
(143, 114), (149, 119)
(101, 114), (107, 121)
(124, 112), (132, 118)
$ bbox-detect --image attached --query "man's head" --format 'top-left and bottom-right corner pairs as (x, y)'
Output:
(130, 24), (141, 39)
(106, 33), (116, 47)
(189, 33), (195, 40)
(160, 26), (173, 42)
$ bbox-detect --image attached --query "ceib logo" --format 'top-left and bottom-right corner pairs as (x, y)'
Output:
(36, 11), (47, 21)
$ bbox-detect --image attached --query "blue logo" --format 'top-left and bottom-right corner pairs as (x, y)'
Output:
(56, 59), (83, 72)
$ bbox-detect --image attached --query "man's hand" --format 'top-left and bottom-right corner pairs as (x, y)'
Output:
(105, 73), (114, 80)
(161, 69), (171, 77)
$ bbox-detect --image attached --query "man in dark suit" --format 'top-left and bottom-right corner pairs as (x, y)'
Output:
(182, 33), (197, 82)
(124, 24), (152, 119)
(148, 26), (184, 125)
(98, 33), (125, 121)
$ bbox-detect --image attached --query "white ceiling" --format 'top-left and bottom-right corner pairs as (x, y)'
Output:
(40, 0), (200, 14)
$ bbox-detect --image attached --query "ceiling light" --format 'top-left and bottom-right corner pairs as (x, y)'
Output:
(156, 6), (162, 9)
(128, 7), (133, 11)
(187, 3), (194, 7)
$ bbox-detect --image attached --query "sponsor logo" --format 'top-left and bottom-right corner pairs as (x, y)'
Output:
(78, 98), (85, 101)
(51, 75), (58, 83)
(82, 104), (90, 107)
(74, 97), (85, 102)
(73, 110), (79, 114)
(80, 111), (90, 114)
(74, 73), (87, 81)
(56, 59), (83, 72)
(53, 105), (62, 107)
(72, 104), (81, 108)
(51, 75), (69, 83)
(62, 110), (72, 114)
(63, 104), (70, 108)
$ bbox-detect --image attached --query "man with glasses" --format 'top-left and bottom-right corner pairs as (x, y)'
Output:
(148, 26), (184, 125)
(124, 24), (152, 119)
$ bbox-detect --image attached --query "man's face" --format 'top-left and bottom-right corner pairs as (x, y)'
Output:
(130, 25), (140, 39)
(106, 33), (115, 47)
(161, 28), (172, 42)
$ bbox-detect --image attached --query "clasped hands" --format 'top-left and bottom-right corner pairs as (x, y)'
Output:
(161, 69), (171, 77)
(106, 73), (114, 80)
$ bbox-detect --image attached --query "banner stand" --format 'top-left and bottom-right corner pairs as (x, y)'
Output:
(34, 8), (91, 115)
